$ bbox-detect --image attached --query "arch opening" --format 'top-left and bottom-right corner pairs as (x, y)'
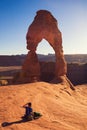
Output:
(36, 39), (55, 82)
(36, 39), (55, 55)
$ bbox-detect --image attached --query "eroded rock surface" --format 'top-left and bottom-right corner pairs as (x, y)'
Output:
(22, 51), (40, 82)
(22, 10), (67, 82)
(20, 10), (75, 90)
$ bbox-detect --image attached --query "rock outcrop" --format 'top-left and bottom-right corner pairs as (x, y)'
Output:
(20, 10), (74, 90)
(26, 10), (66, 77)
(22, 51), (40, 82)
(1, 83), (87, 130)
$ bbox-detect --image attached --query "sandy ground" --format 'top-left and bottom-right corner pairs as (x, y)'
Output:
(0, 82), (87, 130)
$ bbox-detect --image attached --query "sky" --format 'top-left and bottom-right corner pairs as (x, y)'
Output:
(0, 0), (87, 55)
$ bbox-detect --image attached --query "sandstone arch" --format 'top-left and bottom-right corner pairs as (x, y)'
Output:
(24, 10), (66, 76)
(21, 10), (75, 90)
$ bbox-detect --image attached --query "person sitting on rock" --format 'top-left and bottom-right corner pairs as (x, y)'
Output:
(22, 102), (33, 120)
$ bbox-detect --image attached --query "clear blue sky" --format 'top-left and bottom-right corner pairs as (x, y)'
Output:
(0, 0), (87, 55)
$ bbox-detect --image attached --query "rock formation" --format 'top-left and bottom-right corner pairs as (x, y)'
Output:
(22, 51), (40, 82)
(26, 10), (66, 76)
(21, 10), (74, 90)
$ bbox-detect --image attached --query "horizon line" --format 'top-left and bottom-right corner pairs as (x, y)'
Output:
(0, 53), (87, 56)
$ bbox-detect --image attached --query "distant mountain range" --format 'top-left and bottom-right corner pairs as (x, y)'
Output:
(0, 54), (87, 66)
(38, 54), (87, 63)
(0, 54), (87, 85)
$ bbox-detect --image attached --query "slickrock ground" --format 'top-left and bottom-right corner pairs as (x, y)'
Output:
(0, 82), (87, 130)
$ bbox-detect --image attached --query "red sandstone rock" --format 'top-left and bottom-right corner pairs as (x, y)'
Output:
(22, 51), (40, 77)
(22, 10), (74, 90)
(24, 10), (66, 79)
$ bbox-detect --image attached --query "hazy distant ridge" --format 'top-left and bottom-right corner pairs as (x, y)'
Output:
(0, 54), (87, 66)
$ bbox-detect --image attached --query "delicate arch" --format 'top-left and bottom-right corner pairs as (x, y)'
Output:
(22, 10), (67, 83)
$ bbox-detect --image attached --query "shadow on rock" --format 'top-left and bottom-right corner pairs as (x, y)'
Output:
(1, 116), (41, 127)
(1, 119), (30, 127)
